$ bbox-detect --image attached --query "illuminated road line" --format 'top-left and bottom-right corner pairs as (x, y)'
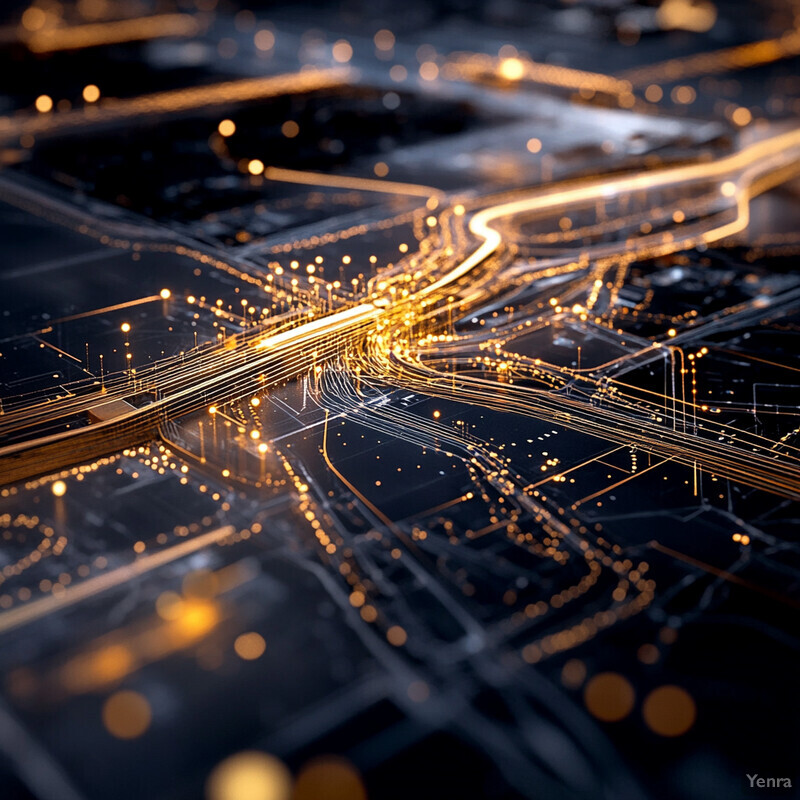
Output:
(3, 130), (800, 485)
(23, 14), (203, 53)
(619, 29), (800, 86)
(263, 166), (444, 199)
(0, 525), (235, 635)
(0, 68), (351, 143)
(650, 541), (800, 610)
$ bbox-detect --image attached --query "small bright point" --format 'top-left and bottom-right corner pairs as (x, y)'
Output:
(206, 751), (291, 800)
(731, 106), (752, 126)
(248, 159), (265, 176)
(35, 94), (53, 113)
(374, 161), (389, 177)
(251, 397), (260, 407)
(499, 57), (525, 81)
(374, 29), (395, 51)
(21, 6), (47, 31)
(51, 480), (67, 497)
(419, 61), (439, 81)
(254, 29), (275, 51)
(209, 406), (217, 414)
(218, 119), (236, 137)
(234, 632), (266, 660)
(667, 328), (677, 337)
(102, 691), (151, 740)
(257, 443), (268, 454)
(645, 84), (663, 103)
(332, 39), (353, 63)
(721, 181), (736, 197)
(121, 322), (131, 333)
(526, 137), (542, 153)
(82, 84), (100, 103)
(160, 288), (171, 299)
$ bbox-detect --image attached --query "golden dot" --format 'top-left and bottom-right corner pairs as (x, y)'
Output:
(206, 751), (291, 800)
(374, 29), (395, 51)
(390, 64), (407, 81)
(102, 690), (151, 739)
(643, 685), (696, 736)
(133, 541), (145, 554)
(251, 397), (260, 407)
(583, 672), (635, 722)
(121, 322), (131, 333)
(21, 7), (47, 31)
(218, 119), (236, 137)
(160, 288), (171, 299)
(281, 120), (299, 138)
(645, 84), (663, 103)
(332, 39), (353, 63)
(51, 480), (67, 497)
(419, 61), (439, 81)
(254, 29), (275, 51)
(499, 57), (525, 81)
(257, 443), (268, 454)
(387, 625), (407, 646)
(248, 159), (265, 176)
(526, 137), (542, 153)
(349, 590), (365, 608)
(721, 180), (736, 197)
(234, 632), (266, 661)
(373, 161), (389, 177)
(35, 95), (53, 113)
(671, 85), (696, 104)
(453, 204), (465, 216)
(637, 643), (660, 664)
(82, 84), (100, 103)
(731, 106), (752, 126)
(667, 328), (677, 337)
(561, 658), (586, 689)
(293, 756), (366, 800)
